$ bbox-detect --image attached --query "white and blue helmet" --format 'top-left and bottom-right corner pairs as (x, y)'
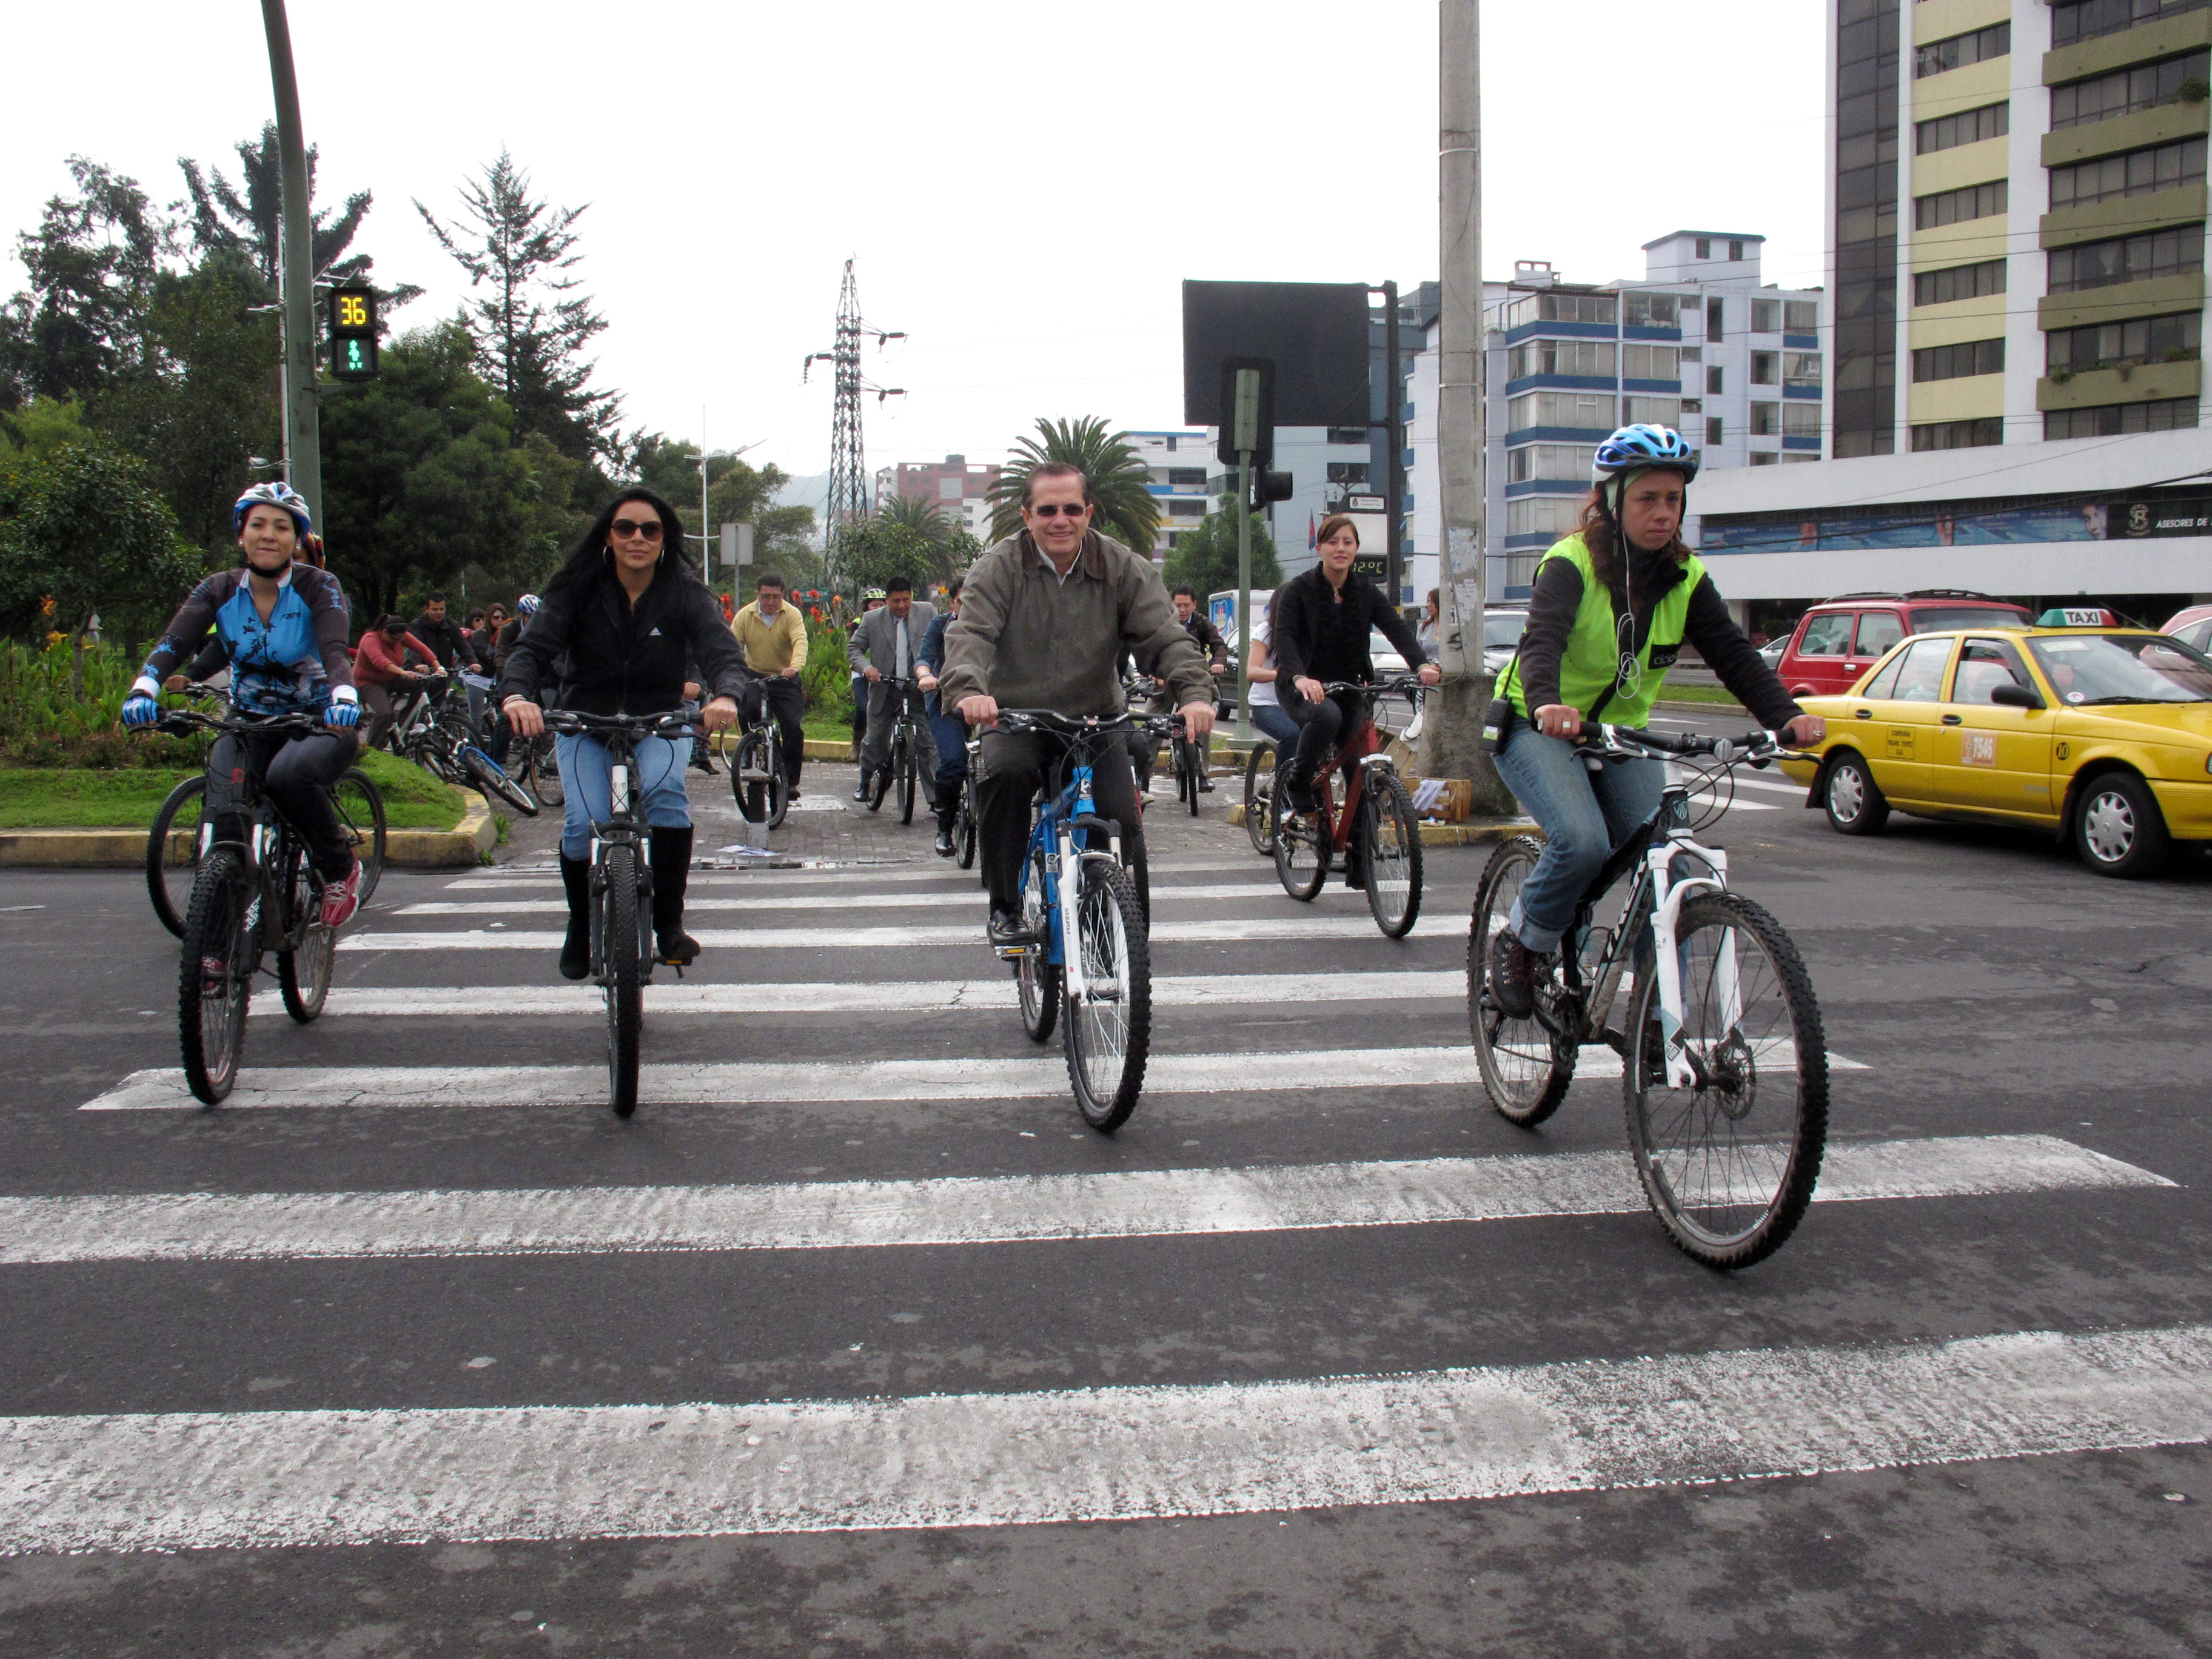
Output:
(232, 481), (313, 540)
(1592, 424), (1700, 484)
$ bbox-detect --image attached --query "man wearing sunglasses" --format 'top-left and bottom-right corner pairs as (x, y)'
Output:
(938, 463), (1213, 945)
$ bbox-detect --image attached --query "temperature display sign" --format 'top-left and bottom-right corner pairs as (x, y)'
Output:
(326, 284), (380, 381)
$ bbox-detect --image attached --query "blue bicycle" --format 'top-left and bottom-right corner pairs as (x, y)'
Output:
(996, 709), (1179, 1131)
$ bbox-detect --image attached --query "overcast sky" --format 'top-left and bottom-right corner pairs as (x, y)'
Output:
(4, 1), (1825, 484)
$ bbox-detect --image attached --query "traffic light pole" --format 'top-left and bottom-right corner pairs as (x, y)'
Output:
(261, 0), (321, 527)
(1235, 451), (1253, 743)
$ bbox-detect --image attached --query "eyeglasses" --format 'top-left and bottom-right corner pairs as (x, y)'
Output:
(611, 518), (665, 541)
(1027, 503), (1089, 518)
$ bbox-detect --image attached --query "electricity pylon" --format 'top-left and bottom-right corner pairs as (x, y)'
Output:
(803, 259), (904, 594)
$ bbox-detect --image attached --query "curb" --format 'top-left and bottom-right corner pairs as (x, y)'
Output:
(0, 798), (497, 871)
(1223, 803), (1542, 846)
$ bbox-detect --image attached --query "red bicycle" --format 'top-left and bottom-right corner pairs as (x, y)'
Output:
(1272, 677), (1426, 937)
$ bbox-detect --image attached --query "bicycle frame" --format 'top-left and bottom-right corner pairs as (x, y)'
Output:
(167, 712), (328, 960)
(1301, 680), (1424, 852)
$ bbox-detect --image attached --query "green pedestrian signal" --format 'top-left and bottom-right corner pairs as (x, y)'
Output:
(327, 284), (380, 380)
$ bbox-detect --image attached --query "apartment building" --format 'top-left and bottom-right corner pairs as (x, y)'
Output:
(1124, 429), (1217, 557)
(872, 455), (1000, 541)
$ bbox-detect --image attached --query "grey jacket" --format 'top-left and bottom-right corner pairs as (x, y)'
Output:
(938, 531), (1210, 718)
(845, 601), (937, 680)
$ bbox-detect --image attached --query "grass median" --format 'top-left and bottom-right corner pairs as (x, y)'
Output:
(0, 748), (471, 830)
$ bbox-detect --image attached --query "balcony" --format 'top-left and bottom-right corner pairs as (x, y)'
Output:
(2037, 356), (2203, 409)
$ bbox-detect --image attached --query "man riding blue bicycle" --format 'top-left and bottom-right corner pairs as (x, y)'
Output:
(938, 463), (1213, 947)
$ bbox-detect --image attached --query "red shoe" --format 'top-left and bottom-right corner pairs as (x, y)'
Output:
(320, 857), (363, 928)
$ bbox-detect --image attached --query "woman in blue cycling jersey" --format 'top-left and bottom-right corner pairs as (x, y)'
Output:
(498, 488), (749, 977)
(122, 483), (367, 925)
(1485, 425), (1823, 1016)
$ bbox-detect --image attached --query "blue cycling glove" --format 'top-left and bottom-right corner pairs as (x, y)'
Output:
(121, 696), (161, 729)
(326, 699), (361, 729)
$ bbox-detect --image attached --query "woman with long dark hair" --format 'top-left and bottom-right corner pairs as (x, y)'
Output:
(497, 488), (750, 977)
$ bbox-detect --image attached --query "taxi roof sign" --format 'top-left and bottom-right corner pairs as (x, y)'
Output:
(2036, 606), (2119, 627)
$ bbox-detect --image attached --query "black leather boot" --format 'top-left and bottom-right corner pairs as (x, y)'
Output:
(650, 825), (699, 966)
(558, 854), (591, 980)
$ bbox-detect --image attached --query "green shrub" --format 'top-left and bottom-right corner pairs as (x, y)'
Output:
(0, 638), (206, 768)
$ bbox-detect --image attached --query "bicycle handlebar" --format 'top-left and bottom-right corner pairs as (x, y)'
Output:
(142, 707), (327, 739)
(541, 709), (700, 740)
(1316, 677), (1428, 699)
(996, 708), (1184, 739)
(1574, 722), (1795, 765)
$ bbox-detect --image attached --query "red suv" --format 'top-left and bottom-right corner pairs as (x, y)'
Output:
(1774, 591), (2033, 699)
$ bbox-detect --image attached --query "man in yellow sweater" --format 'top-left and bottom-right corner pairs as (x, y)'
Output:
(729, 573), (809, 799)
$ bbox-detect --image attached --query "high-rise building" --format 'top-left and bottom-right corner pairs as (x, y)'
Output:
(1124, 430), (1217, 557)
(873, 455), (1000, 542)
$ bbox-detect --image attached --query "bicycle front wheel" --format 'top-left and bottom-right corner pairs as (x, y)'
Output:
(527, 736), (564, 807)
(766, 731), (791, 830)
(463, 745), (538, 817)
(600, 843), (644, 1119)
(276, 843), (334, 1024)
(1063, 859), (1151, 1132)
(733, 729), (773, 824)
(1181, 739), (1202, 817)
(1624, 892), (1828, 1269)
(897, 731), (917, 825)
(178, 849), (254, 1104)
(147, 773), (207, 937)
(330, 769), (387, 908)
(956, 774), (978, 869)
(1242, 745), (1276, 856)
(1467, 836), (1574, 1127)
(1362, 770), (1423, 938)
(1015, 848), (1060, 1042)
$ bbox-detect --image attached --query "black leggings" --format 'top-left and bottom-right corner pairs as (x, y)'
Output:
(206, 728), (361, 878)
(1282, 686), (1367, 788)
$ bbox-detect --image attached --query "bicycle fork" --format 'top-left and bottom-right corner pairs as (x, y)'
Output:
(1644, 838), (1735, 1090)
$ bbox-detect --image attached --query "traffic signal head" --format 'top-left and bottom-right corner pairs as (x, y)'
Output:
(1248, 469), (1294, 512)
(327, 284), (380, 380)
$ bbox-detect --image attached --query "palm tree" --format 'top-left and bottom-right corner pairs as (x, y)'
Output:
(986, 416), (1161, 554)
(877, 493), (952, 541)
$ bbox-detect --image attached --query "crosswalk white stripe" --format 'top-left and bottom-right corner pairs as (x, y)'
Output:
(397, 881), (1419, 917)
(249, 971), (1467, 1019)
(6, 1322), (2206, 1552)
(0, 1136), (2160, 1265)
(441, 856), (1275, 891)
(78, 1042), (1864, 1112)
(346, 917), (1401, 950)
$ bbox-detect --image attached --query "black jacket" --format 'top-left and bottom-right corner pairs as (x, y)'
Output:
(494, 561), (751, 716)
(409, 614), (480, 673)
(1266, 566), (1427, 696)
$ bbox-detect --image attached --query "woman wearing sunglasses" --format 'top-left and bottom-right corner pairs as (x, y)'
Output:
(497, 488), (749, 978)
(1483, 424), (1822, 1018)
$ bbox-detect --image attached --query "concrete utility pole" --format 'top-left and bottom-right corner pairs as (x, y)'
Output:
(1423, 0), (1512, 806)
(261, 0), (321, 527)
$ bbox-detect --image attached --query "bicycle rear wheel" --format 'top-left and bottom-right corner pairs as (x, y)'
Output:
(600, 843), (645, 1119)
(897, 729), (917, 825)
(1015, 848), (1060, 1042)
(956, 774), (978, 869)
(1624, 892), (1828, 1269)
(178, 849), (253, 1104)
(147, 773), (207, 937)
(329, 769), (386, 907)
(276, 842), (334, 1024)
(462, 745), (538, 816)
(1063, 859), (1151, 1131)
(528, 736), (565, 807)
(1242, 745), (1276, 856)
(1467, 836), (1574, 1127)
(1362, 770), (1423, 938)
(1272, 789), (1328, 900)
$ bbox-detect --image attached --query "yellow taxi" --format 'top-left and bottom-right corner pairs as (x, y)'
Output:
(1777, 625), (2212, 877)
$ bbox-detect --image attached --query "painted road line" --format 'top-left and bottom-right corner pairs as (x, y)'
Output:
(0, 1136), (2163, 1265)
(440, 856), (1274, 891)
(249, 971), (1467, 1019)
(79, 1042), (1864, 1112)
(343, 917), (1406, 951)
(4, 1323), (2208, 1552)
(396, 882), (1432, 917)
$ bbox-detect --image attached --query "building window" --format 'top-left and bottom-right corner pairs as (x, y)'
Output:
(1751, 351), (1779, 384)
(937, 477), (962, 500)
(1680, 346), (1703, 363)
(1749, 402), (1781, 437)
(1706, 365), (1724, 395)
(1914, 21), (2009, 78)
(1506, 338), (1617, 379)
(1695, 237), (1711, 258)
(1506, 390), (1616, 431)
(1916, 102), (2009, 156)
(1784, 300), (1818, 332)
(1914, 179), (2008, 230)
(1505, 496), (1585, 538)
(1729, 240), (1746, 260)
(2044, 395), (2199, 438)
(1785, 352), (1823, 389)
(2053, 1), (2211, 52)
(1912, 338), (2006, 381)
(1835, 0), (1899, 458)
(1620, 343), (1680, 379)
(1914, 259), (2007, 307)
(1501, 290), (1619, 328)
(1167, 498), (1207, 518)
(1909, 417), (2005, 451)
(2048, 224), (2206, 292)
(1782, 402), (1821, 440)
(1326, 426), (1368, 445)
(1706, 298), (1724, 343)
(1164, 435), (1178, 452)
(1706, 417), (1724, 447)
(2050, 137), (2208, 210)
(2052, 50), (2211, 129)
(1507, 443), (1595, 482)
(1749, 451), (1780, 466)
(1621, 395), (1681, 427)
(1622, 292), (1680, 327)
(2046, 310), (2202, 373)
(1679, 398), (1703, 415)
(1167, 467), (1208, 486)
(1748, 299), (1777, 333)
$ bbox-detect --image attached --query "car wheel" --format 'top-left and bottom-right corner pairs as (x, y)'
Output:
(2073, 772), (2171, 879)
(1822, 752), (1889, 836)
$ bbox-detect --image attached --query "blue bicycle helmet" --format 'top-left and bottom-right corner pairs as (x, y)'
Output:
(232, 480), (313, 540)
(1592, 424), (1700, 484)
(516, 593), (541, 617)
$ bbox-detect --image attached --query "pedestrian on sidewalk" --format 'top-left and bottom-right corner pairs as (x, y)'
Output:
(731, 572), (809, 799)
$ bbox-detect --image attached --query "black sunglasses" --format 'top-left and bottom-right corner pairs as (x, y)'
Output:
(1028, 503), (1089, 518)
(611, 517), (665, 541)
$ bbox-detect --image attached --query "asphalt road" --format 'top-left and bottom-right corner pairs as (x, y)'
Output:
(1, 744), (2207, 1657)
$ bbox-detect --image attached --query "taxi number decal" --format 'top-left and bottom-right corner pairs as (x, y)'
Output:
(1885, 728), (1914, 760)
(1960, 731), (1997, 768)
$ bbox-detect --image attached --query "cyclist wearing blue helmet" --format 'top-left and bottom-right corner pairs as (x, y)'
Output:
(1484, 424), (1823, 1016)
(121, 482), (367, 926)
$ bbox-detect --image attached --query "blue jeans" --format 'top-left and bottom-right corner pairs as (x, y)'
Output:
(555, 731), (693, 860)
(1492, 724), (1663, 952)
(927, 706), (968, 809)
(1250, 703), (1297, 747)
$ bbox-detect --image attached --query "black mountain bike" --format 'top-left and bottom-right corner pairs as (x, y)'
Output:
(389, 673), (538, 818)
(1170, 719), (1209, 815)
(726, 684), (790, 830)
(865, 677), (927, 825)
(139, 709), (387, 1102)
(541, 709), (700, 1119)
(1467, 723), (1829, 1269)
(955, 732), (982, 869)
